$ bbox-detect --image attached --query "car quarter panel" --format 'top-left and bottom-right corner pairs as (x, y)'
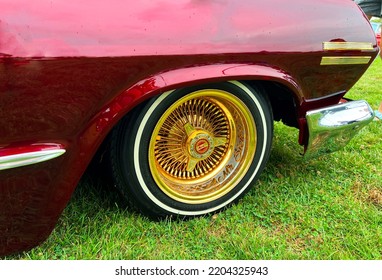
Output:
(0, 0), (378, 255)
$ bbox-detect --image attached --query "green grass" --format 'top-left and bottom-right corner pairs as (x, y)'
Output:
(12, 58), (382, 260)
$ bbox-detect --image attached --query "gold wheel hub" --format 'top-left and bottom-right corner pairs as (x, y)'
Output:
(149, 89), (257, 204)
(188, 132), (214, 159)
(185, 125), (228, 171)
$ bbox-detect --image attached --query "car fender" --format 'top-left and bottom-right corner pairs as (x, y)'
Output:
(93, 63), (302, 134)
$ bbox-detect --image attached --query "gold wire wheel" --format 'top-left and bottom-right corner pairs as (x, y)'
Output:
(149, 89), (257, 204)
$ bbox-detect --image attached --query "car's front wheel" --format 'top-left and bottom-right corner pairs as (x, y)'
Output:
(110, 81), (273, 218)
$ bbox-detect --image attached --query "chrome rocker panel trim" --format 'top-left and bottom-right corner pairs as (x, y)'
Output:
(305, 100), (374, 158)
(0, 149), (66, 171)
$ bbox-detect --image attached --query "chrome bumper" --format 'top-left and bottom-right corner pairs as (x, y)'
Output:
(304, 100), (374, 158)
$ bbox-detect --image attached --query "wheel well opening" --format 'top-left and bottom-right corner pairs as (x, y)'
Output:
(245, 80), (299, 128)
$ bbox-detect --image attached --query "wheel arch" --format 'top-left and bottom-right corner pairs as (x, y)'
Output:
(94, 63), (302, 137)
(84, 63), (303, 176)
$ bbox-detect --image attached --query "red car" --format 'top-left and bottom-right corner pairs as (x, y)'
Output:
(0, 0), (379, 256)
(371, 22), (381, 46)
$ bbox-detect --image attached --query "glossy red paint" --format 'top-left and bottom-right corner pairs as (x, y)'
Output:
(0, 0), (378, 256)
(1, 0), (376, 57)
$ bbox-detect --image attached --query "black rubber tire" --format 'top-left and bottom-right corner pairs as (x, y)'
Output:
(110, 81), (273, 218)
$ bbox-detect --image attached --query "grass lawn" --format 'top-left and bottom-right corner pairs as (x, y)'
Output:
(13, 58), (382, 260)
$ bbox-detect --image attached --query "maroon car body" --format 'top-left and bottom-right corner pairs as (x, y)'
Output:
(0, 0), (378, 256)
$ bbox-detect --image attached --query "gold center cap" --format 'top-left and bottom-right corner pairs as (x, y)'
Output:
(188, 133), (214, 159)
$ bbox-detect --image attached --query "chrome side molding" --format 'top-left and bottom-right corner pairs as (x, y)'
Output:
(320, 56), (372, 65)
(0, 149), (66, 171)
(322, 42), (374, 51)
(304, 100), (374, 158)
